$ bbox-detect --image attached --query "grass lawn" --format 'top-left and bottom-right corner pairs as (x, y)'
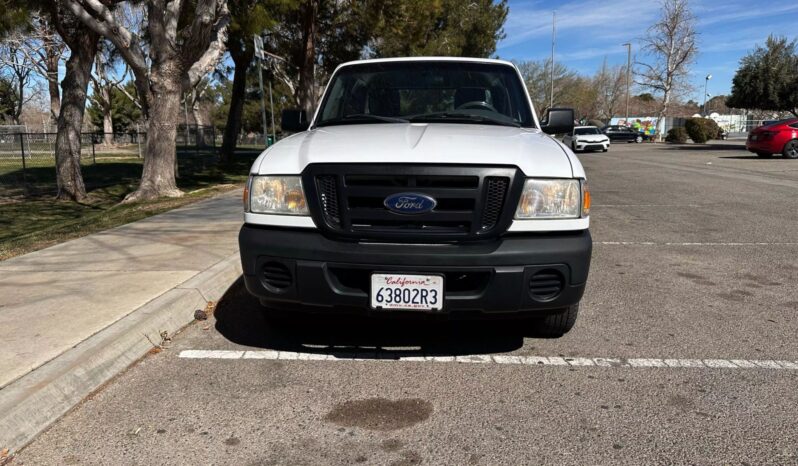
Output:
(0, 148), (261, 260)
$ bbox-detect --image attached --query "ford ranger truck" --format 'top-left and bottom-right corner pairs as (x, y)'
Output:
(239, 57), (591, 336)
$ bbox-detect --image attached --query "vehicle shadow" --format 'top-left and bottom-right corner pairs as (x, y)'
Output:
(660, 143), (746, 151)
(213, 278), (546, 358)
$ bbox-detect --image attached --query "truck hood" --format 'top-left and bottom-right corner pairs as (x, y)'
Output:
(253, 123), (580, 178)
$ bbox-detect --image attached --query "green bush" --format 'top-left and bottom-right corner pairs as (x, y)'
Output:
(685, 117), (721, 143)
(665, 127), (688, 143)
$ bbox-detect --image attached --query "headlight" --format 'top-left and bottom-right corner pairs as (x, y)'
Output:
(247, 175), (309, 215)
(515, 178), (586, 219)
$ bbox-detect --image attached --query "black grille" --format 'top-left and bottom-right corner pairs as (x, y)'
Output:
(302, 164), (522, 242)
(316, 175), (341, 227)
(262, 262), (292, 290)
(528, 269), (565, 301)
(480, 177), (509, 231)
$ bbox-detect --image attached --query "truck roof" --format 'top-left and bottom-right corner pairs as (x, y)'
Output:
(336, 56), (516, 70)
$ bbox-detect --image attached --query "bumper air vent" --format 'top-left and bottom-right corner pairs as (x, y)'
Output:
(528, 269), (565, 301)
(262, 262), (292, 291)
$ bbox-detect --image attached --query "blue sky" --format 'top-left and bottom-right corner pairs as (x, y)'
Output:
(496, 0), (798, 101)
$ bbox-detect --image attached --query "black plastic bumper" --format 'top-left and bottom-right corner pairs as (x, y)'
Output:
(239, 225), (592, 315)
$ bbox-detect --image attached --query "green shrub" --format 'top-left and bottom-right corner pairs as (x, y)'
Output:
(685, 117), (721, 143)
(665, 127), (688, 143)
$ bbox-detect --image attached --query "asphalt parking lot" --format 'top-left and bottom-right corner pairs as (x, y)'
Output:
(16, 142), (798, 465)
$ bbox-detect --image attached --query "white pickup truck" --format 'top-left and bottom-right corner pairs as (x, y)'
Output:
(239, 57), (591, 336)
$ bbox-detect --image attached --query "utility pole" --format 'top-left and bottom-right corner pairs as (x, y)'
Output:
(268, 80), (276, 144)
(622, 43), (631, 123)
(254, 35), (269, 149)
(549, 11), (556, 110)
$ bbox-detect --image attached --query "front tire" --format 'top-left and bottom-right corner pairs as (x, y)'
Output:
(537, 304), (579, 337)
(783, 140), (798, 159)
(635, 135), (643, 143)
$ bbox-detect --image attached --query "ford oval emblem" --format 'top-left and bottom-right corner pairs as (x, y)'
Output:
(384, 192), (437, 214)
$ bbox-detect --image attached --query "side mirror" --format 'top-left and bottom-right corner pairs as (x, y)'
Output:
(541, 108), (575, 135)
(281, 109), (309, 132)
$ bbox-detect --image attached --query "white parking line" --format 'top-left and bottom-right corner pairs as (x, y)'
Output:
(596, 241), (798, 246)
(178, 350), (798, 370)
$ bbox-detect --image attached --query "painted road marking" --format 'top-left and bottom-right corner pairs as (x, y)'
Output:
(178, 350), (798, 370)
(596, 241), (798, 246)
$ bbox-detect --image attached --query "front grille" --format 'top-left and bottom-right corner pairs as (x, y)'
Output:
(528, 269), (565, 301)
(302, 164), (522, 242)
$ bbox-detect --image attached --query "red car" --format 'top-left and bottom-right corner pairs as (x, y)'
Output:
(746, 119), (798, 159)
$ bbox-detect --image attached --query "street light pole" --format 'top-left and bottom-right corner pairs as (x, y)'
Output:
(622, 43), (631, 123)
(549, 11), (556, 110)
(702, 74), (712, 116)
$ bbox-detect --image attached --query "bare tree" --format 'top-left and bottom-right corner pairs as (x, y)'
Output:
(0, 17), (66, 125)
(514, 59), (578, 114)
(62, 0), (231, 202)
(90, 41), (127, 145)
(635, 0), (697, 140)
(0, 41), (35, 124)
(593, 59), (626, 122)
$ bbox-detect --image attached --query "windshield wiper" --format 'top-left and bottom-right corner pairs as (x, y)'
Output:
(409, 112), (520, 128)
(316, 113), (409, 127)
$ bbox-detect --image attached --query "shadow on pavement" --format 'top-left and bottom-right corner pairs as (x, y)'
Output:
(213, 279), (548, 358)
(660, 143), (747, 151)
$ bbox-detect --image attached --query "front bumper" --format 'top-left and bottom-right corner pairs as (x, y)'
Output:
(239, 225), (592, 315)
(575, 141), (609, 151)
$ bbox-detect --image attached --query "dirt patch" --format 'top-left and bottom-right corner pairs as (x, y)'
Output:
(324, 398), (433, 431)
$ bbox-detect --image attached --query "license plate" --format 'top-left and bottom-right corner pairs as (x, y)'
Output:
(370, 273), (444, 311)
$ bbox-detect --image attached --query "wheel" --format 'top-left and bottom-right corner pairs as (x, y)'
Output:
(783, 140), (798, 159)
(537, 303), (579, 337)
(635, 135), (643, 143)
(571, 142), (578, 152)
(756, 151), (773, 158)
(602, 147), (608, 152)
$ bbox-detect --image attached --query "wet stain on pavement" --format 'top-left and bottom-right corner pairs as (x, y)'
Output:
(324, 398), (433, 431)
(224, 436), (241, 446)
(389, 449), (423, 466)
(717, 289), (754, 302)
(677, 271), (716, 286)
(381, 438), (405, 452)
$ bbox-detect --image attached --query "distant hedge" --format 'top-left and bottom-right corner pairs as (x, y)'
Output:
(665, 127), (688, 143)
(684, 118), (721, 144)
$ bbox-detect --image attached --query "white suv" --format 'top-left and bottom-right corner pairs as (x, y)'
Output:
(563, 126), (610, 152)
(239, 57), (592, 336)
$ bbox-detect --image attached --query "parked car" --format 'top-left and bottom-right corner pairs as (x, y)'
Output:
(746, 119), (798, 159)
(602, 125), (648, 143)
(563, 126), (610, 152)
(239, 57), (592, 336)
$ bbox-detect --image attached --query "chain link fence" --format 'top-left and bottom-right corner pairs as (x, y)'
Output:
(0, 125), (217, 198)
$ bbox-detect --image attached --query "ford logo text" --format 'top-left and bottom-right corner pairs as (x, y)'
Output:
(384, 193), (437, 214)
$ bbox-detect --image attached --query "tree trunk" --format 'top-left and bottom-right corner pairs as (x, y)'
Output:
(124, 60), (183, 202)
(55, 29), (98, 201)
(47, 74), (60, 127)
(100, 84), (114, 146)
(45, 38), (61, 126)
(297, 0), (319, 113)
(220, 49), (252, 162)
(102, 107), (114, 145)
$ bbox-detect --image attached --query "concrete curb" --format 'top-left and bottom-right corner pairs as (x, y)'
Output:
(0, 252), (242, 454)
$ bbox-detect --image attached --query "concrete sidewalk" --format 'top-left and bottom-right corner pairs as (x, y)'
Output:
(0, 189), (244, 452)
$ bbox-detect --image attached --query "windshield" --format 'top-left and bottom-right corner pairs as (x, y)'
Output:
(574, 127), (600, 135)
(315, 61), (534, 128)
